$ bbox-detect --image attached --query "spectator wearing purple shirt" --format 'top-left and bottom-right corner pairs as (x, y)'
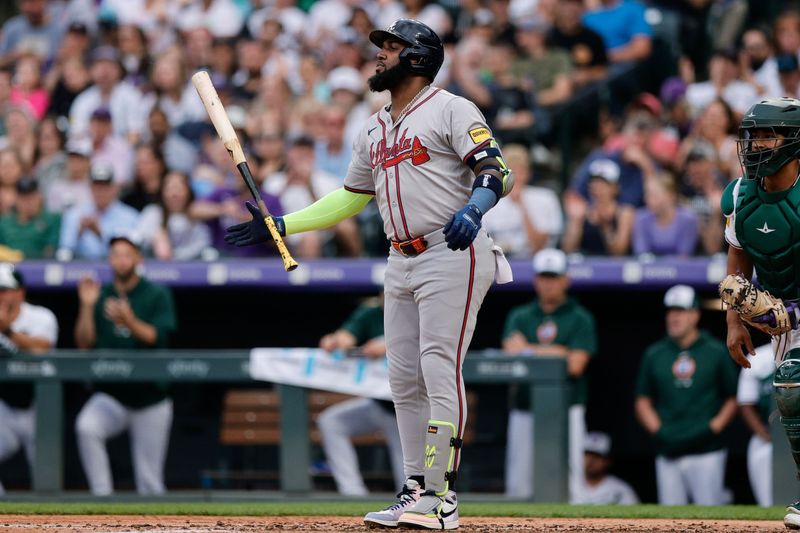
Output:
(633, 172), (697, 257)
(190, 177), (283, 257)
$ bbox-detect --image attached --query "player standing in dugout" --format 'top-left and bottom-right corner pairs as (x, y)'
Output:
(720, 96), (800, 529)
(225, 18), (513, 530)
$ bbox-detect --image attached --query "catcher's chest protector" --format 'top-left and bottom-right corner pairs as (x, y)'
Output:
(735, 179), (800, 300)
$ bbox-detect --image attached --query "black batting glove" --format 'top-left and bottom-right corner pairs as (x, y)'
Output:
(443, 204), (482, 251)
(224, 201), (285, 247)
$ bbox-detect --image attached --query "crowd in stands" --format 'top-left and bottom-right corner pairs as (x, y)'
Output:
(2, 0), (796, 500)
(0, 0), (793, 262)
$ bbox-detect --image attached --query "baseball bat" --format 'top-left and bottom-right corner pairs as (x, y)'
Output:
(191, 71), (298, 272)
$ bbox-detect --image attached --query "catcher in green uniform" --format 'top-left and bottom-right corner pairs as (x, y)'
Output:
(720, 97), (800, 529)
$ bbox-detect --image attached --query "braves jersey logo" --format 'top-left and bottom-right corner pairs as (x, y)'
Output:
(370, 128), (431, 169)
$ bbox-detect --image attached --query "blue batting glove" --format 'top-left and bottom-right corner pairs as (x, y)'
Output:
(224, 201), (285, 247)
(443, 204), (482, 251)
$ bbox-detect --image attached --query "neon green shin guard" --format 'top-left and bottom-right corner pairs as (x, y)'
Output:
(424, 420), (461, 496)
(775, 359), (800, 473)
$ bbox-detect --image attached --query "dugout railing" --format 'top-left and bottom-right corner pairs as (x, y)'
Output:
(0, 351), (571, 502)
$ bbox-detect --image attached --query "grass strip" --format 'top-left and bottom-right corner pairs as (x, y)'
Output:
(0, 502), (784, 520)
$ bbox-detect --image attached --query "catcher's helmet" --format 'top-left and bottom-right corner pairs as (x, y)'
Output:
(738, 97), (800, 178)
(369, 19), (444, 80)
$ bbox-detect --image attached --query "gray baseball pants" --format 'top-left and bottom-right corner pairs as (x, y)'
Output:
(384, 229), (495, 482)
(75, 392), (172, 495)
(318, 397), (404, 495)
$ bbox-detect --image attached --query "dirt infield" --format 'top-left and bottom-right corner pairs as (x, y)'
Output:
(0, 515), (787, 532)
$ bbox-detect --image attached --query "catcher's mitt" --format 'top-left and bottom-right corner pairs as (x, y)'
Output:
(718, 274), (796, 335)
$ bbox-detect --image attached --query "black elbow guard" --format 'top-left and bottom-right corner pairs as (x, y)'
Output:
(472, 171), (504, 200)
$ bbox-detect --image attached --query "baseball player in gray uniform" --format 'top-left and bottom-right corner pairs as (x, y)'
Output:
(226, 18), (513, 530)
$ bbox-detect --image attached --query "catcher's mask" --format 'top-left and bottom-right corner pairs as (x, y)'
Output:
(738, 97), (800, 179)
(369, 19), (444, 81)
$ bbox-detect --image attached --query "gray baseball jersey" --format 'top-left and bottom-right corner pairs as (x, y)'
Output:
(345, 87), (496, 240)
(344, 86), (501, 485)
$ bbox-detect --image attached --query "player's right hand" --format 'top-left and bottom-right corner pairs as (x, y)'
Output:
(224, 201), (285, 247)
(78, 276), (101, 307)
(725, 316), (754, 368)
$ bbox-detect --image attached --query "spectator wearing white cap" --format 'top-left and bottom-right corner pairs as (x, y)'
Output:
(570, 431), (639, 504)
(501, 248), (597, 499)
(635, 285), (738, 505)
(561, 158), (634, 256)
(0, 263), (58, 494)
(45, 137), (93, 214)
(57, 163), (139, 260)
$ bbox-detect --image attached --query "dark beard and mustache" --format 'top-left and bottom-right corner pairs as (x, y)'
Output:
(368, 62), (409, 92)
(114, 266), (138, 284)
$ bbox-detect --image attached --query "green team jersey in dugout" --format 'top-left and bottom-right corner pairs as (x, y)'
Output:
(94, 277), (177, 408)
(339, 300), (394, 411)
(635, 331), (738, 458)
(502, 297), (597, 410)
(341, 301), (384, 345)
(722, 176), (800, 300)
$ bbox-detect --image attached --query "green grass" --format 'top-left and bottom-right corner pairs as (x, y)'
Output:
(0, 502), (785, 520)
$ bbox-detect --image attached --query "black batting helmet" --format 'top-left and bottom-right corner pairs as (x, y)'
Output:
(369, 19), (444, 80)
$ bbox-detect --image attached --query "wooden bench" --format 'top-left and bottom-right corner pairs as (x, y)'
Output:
(220, 389), (388, 446)
(220, 389), (477, 446)
(204, 389), (477, 489)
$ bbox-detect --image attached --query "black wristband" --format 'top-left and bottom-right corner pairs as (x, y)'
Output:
(472, 172), (504, 199)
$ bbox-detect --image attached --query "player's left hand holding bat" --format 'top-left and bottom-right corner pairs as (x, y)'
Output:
(225, 201), (286, 247)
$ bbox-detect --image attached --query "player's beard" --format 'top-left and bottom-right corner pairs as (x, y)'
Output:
(368, 62), (408, 92)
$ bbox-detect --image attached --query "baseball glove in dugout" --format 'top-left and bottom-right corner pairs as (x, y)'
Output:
(718, 274), (799, 336)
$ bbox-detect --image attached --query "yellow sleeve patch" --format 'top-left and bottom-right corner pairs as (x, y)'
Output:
(469, 127), (491, 144)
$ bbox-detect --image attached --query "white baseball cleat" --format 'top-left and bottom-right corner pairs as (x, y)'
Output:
(397, 489), (459, 530)
(364, 479), (423, 528)
(786, 501), (800, 529)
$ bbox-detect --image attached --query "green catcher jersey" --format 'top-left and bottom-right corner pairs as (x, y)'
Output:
(722, 177), (800, 300)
